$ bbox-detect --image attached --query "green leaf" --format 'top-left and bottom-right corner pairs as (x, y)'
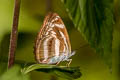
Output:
(62, 0), (114, 68)
(0, 65), (30, 80)
(22, 64), (82, 79)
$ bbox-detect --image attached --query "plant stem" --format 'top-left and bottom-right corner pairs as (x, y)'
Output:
(8, 0), (21, 69)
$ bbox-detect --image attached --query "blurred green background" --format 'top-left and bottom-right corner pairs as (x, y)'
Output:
(0, 0), (120, 80)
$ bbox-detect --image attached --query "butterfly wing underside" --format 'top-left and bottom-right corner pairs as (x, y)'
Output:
(34, 13), (71, 64)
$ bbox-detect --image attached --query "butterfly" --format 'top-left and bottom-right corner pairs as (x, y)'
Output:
(34, 13), (75, 66)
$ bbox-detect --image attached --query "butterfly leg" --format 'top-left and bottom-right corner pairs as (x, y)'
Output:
(56, 61), (61, 66)
(66, 59), (72, 67)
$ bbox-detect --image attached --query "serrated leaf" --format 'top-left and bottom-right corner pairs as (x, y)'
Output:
(22, 64), (82, 79)
(62, 0), (114, 68)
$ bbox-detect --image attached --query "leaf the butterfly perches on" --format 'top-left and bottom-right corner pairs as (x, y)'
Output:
(22, 64), (82, 79)
(34, 12), (75, 66)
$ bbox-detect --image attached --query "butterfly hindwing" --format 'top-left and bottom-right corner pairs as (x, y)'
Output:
(34, 13), (72, 64)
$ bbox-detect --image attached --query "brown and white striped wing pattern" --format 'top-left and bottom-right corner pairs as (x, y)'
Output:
(34, 13), (75, 64)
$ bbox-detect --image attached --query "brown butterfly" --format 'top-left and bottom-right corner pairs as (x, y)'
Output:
(34, 13), (75, 66)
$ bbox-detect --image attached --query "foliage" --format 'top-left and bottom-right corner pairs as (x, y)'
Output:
(61, 0), (114, 68)
(0, 65), (30, 80)
(22, 64), (82, 79)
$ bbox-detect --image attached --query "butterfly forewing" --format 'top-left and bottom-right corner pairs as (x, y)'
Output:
(34, 13), (71, 64)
